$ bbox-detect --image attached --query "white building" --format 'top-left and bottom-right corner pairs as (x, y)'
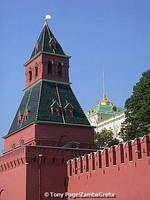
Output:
(86, 94), (125, 139)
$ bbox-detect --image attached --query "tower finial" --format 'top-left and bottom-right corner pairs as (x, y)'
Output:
(96, 70), (113, 106)
(102, 69), (106, 98)
(44, 14), (52, 25)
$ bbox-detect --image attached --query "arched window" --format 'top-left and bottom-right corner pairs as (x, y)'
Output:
(53, 108), (60, 116)
(48, 61), (52, 74)
(64, 103), (74, 117)
(25, 115), (28, 121)
(20, 139), (25, 146)
(18, 113), (23, 124)
(29, 71), (32, 81)
(12, 144), (16, 150)
(66, 109), (73, 117)
(112, 105), (117, 112)
(35, 66), (38, 77)
(57, 63), (62, 76)
(50, 101), (61, 116)
(18, 118), (22, 123)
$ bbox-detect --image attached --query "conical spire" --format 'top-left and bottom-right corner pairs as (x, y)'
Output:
(30, 22), (66, 60)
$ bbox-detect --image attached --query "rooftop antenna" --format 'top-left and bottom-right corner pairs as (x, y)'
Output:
(102, 69), (106, 99)
(44, 14), (52, 25)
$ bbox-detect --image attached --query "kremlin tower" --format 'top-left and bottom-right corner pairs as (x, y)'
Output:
(3, 20), (94, 152)
(0, 19), (94, 200)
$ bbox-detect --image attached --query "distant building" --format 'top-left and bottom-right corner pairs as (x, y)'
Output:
(86, 94), (126, 139)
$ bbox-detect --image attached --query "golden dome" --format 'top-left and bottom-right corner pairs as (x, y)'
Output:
(96, 94), (113, 106)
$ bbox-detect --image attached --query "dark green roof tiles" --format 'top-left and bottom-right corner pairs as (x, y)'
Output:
(30, 23), (66, 60)
(7, 82), (42, 135)
(6, 80), (91, 136)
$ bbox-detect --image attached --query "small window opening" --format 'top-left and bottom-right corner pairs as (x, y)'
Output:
(12, 144), (16, 150)
(29, 71), (32, 81)
(20, 140), (24, 146)
(57, 63), (62, 76)
(112, 105), (117, 112)
(35, 66), (38, 77)
(18, 117), (23, 123)
(52, 108), (60, 116)
(49, 39), (56, 50)
(66, 109), (73, 117)
(48, 61), (52, 74)
(18, 113), (23, 124)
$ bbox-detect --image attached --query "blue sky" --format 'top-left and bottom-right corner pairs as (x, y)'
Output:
(0, 0), (150, 152)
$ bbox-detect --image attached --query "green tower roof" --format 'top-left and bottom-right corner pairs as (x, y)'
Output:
(5, 80), (91, 137)
(30, 22), (66, 61)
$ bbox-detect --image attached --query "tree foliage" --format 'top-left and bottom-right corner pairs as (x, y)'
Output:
(94, 129), (119, 149)
(120, 70), (150, 141)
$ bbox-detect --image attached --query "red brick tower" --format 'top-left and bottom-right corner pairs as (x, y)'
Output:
(3, 20), (94, 153)
(0, 20), (94, 200)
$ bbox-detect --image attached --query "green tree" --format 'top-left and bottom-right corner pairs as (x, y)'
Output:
(120, 70), (150, 141)
(94, 129), (119, 149)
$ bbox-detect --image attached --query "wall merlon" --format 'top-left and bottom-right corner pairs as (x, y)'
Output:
(67, 134), (150, 176)
(0, 147), (26, 172)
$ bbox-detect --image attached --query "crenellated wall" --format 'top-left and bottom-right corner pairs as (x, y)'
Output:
(67, 135), (150, 200)
(0, 145), (93, 200)
(1, 135), (150, 200)
(0, 147), (26, 200)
